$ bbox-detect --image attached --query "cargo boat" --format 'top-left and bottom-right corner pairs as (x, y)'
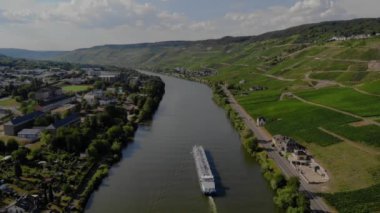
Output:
(192, 145), (216, 195)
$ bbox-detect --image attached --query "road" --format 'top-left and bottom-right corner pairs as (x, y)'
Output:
(222, 86), (332, 213)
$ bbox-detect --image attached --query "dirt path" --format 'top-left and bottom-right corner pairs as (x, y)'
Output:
(304, 71), (380, 97)
(318, 127), (380, 155)
(252, 71), (296, 82)
(310, 57), (369, 63)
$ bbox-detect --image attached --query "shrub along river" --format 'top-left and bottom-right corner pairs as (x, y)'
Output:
(85, 72), (276, 213)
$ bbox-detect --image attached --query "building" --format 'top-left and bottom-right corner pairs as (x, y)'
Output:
(106, 87), (124, 95)
(4, 111), (44, 136)
(288, 149), (310, 166)
(99, 98), (117, 106)
(84, 90), (104, 106)
(256, 116), (266, 126)
(17, 129), (42, 141)
(99, 72), (121, 83)
(46, 114), (80, 132)
(35, 87), (64, 103)
(272, 135), (301, 154)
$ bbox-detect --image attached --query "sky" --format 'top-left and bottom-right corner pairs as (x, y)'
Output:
(0, 0), (378, 50)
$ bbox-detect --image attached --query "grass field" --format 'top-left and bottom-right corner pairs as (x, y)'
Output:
(307, 142), (380, 192)
(323, 184), (380, 213)
(0, 98), (20, 108)
(325, 124), (380, 147)
(62, 85), (92, 93)
(357, 80), (380, 95)
(237, 95), (357, 147)
(236, 87), (380, 193)
(297, 87), (380, 117)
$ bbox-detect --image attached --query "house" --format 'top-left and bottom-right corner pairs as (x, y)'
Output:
(84, 90), (104, 106)
(46, 114), (80, 132)
(99, 72), (120, 83)
(106, 87), (124, 95)
(257, 116), (266, 126)
(288, 149), (310, 166)
(4, 111), (44, 136)
(65, 78), (87, 85)
(35, 87), (64, 103)
(17, 128), (42, 141)
(99, 98), (117, 106)
(272, 135), (301, 154)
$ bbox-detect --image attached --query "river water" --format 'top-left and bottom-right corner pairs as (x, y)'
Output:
(85, 73), (276, 213)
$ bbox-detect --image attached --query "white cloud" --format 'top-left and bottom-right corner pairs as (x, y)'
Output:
(0, 0), (377, 50)
(224, 0), (351, 36)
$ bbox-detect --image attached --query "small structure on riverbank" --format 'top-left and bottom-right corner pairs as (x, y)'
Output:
(256, 116), (267, 126)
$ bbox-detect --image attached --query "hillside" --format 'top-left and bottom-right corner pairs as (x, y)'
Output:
(53, 18), (380, 212)
(0, 48), (66, 60)
(56, 18), (380, 68)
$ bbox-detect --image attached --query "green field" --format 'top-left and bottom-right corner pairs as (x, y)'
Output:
(297, 87), (380, 117)
(324, 184), (380, 213)
(0, 98), (20, 107)
(358, 80), (380, 95)
(237, 95), (356, 147)
(326, 124), (380, 147)
(62, 85), (92, 93)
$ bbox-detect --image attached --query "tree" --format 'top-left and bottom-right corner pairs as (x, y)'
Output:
(12, 148), (28, 163)
(40, 132), (53, 145)
(14, 161), (22, 178)
(87, 139), (111, 159)
(270, 172), (286, 190)
(6, 139), (19, 153)
(107, 125), (125, 142)
(111, 142), (122, 154)
(48, 185), (54, 202)
(87, 145), (100, 159)
(123, 124), (135, 137)
(0, 140), (5, 154)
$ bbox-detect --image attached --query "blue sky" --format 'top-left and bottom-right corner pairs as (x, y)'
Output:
(0, 0), (378, 50)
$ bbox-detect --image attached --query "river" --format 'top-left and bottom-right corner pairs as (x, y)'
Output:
(85, 72), (276, 213)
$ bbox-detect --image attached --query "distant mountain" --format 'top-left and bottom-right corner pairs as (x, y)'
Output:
(0, 48), (67, 60)
(55, 18), (380, 68)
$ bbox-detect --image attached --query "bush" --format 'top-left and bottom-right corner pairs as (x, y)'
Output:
(6, 139), (19, 153)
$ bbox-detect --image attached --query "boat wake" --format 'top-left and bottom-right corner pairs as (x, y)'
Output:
(208, 196), (217, 213)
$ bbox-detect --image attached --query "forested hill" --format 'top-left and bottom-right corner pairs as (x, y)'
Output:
(55, 18), (380, 67)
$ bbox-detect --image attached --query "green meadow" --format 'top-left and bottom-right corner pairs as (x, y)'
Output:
(297, 87), (380, 117)
(62, 85), (92, 93)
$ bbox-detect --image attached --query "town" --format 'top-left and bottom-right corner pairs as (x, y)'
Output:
(0, 59), (165, 212)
